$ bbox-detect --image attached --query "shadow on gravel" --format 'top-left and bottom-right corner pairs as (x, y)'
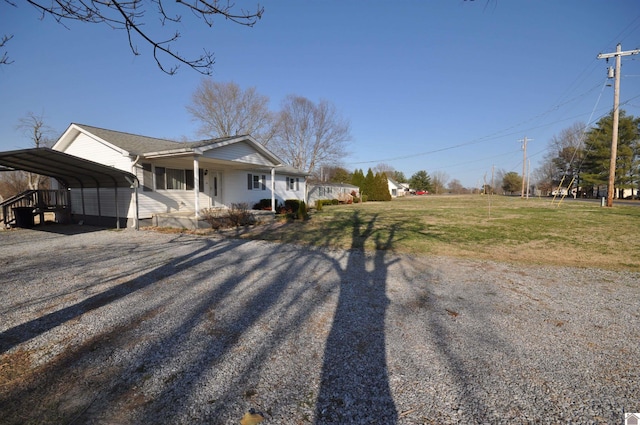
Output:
(19, 223), (109, 235)
(0, 235), (223, 354)
(1, 214), (401, 424)
(315, 212), (399, 424)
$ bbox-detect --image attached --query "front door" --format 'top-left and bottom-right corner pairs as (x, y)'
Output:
(209, 171), (222, 207)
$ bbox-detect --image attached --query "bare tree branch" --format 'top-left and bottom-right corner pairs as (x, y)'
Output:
(187, 80), (275, 144)
(0, 34), (14, 65)
(5, 0), (263, 74)
(272, 95), (352, 174)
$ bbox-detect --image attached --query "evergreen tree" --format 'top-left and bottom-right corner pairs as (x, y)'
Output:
(351, 168), (365, 190)
(362, 168), (375, 199)
(374, 172), (392, 201)
(409, 170), (432, 191)
(581, 111), (640, 196)
(392, 170), (407, 183)
(501, 171), (522, 195)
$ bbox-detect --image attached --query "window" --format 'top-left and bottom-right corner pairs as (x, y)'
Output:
(247, 174), (266, 191)
(154, 166), (204, 191)
(166, 168), (184, 190)
(142, 163), (153, 192)
(287, 177), (300, 191)
(155, 167), (166, 190)
(185, 169), (205, 192)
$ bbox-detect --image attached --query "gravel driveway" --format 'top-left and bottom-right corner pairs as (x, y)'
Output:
(1, 226), (638, 424)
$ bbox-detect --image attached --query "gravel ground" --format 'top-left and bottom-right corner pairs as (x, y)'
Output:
(0, 225), (639, 424)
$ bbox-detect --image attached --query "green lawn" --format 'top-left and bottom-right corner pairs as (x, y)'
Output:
(235, 195), (640, 271)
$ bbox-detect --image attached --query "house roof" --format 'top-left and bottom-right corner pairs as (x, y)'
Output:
(0, 148), (137, 188)
(308, 182), (359, 189)
(64, 124), (186, 155)
(58, 124), (287, 168)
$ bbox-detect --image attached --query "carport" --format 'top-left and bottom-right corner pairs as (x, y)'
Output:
(0, 148), (139, 229)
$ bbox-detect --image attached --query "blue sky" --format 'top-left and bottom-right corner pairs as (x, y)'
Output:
(1, 0), (639, 188)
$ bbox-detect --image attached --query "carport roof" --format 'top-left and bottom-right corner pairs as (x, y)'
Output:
(0, 148), (137, 188)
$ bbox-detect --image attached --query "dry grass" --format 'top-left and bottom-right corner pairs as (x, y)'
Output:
(229, 195), (640, 271)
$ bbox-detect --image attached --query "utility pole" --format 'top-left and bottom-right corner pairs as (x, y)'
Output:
(597, 43), (640, 207)
(519, 136), (532, 198)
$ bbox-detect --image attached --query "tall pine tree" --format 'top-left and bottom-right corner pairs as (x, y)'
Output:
(581, 111), (640, 197)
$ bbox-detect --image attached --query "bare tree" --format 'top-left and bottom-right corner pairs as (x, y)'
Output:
(373, 163), (395, 176)
(447, 178), (465, 194)
(17, 111), (55, 148)
(532, 160), (556, 195)
(0, 170), (31, 200)
(536, 122), (587, 192)
(15, 111), (56, 190)
(431, 170), (449, 194)
(271, 95), (351, 174)
(2, 0), (263, 74)
(187, 80), (274, 145)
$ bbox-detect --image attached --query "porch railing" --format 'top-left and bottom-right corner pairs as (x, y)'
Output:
(1, 190), (69, 227)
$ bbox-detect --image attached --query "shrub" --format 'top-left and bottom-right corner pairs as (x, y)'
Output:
(201, 204), (256, 229)
(252, 199), (274, 210)
(353, 196), (361, 203)
(278, 199), (310, 220)
(331, 199), (339, 205)
(228, 203), (256, 226)
(200, 208), (231, 230)
(316, 200), (323, 211)
(283, 199), (301, 213)
(361, 194), (368, 203)
(297, 201), (309, 220)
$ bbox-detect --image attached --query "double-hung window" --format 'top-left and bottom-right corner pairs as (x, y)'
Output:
(248, 173), (266, 190)
(287, 177), (300, 191)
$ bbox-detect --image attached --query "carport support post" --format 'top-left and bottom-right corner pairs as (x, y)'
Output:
(193, 156), (200, 224)
(271, 167), (276, 212)
(114, 185), (120, 229)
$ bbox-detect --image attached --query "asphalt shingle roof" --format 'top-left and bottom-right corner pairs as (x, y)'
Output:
(75, 124), (257, 156)
(74, 124), (186, 155)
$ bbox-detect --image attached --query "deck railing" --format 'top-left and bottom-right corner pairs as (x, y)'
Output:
(1, 189), (69, 227)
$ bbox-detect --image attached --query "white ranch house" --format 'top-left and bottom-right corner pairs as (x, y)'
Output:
(307, 182), (360, 205)
(52, 124), (307, 228)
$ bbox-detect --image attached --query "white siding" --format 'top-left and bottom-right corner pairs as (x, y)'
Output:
(223, 169), (271, 207)
(219, 170), (306, 209)
(203, 141), (273, 167)
(69, 187), (134, 217)
(55, 131), (137, 221)
(61, 132), (133, 171)
(274, 175), (305, 205)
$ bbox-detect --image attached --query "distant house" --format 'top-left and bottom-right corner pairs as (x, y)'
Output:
(387, 178), (409, 197)
(52, 123), (307, 227)
(307, 182), (360, 205)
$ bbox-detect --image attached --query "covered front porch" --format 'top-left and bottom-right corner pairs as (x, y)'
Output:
(138, 152), (280, 224)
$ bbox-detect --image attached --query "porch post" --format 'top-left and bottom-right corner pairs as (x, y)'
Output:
(194, 156), (200, 223)
(271, 167), (276, 212)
